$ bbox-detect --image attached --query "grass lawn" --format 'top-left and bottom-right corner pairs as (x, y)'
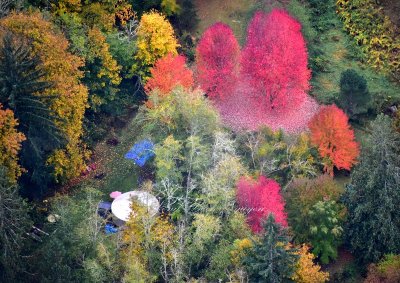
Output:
(194, 0), (257, 44)
(65, 115), (142, 199)
(287, 0), (400, 106)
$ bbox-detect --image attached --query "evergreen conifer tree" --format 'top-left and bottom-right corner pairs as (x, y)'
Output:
(344, 114), (400, 263)
(244, 214), (298, 282)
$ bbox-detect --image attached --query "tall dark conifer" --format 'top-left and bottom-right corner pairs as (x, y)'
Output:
(244, 214), (298, 283)
(344, 114), (400, 263)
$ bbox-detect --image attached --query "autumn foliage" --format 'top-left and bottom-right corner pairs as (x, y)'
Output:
(196, 22), (240, 100)
(1, 12), (89, 182)
(195, 9), (316, 133)
(145, 53), (194, 96)
(132, 11), (179, 81)
(0, 105), (26, 182)
(241, 9), (310, 112)
(309, 105), (359, 175)
(236, 175), (287, 233)
(292, 245), (329, 283)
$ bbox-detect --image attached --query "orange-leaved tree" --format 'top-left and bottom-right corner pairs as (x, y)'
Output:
(308, 105), (359, 175)
(0, 105), (26, 182)
(145, 53), (193, 96)
(1, 12), (89, 182)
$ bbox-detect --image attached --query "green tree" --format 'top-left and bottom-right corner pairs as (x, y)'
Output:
(33, 188), (122, 282)
(307, 200), (343, 264)
(244, 214), (298, 283)
(0, 167), (32, 282)
(344, 114), (400, 263)
(338, 69), (370, 118)
(285, 175), (344, 244)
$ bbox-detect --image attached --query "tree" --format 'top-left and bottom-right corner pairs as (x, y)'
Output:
(161, 0), (180, 16)
(307, 200), (343, 264)
(285, 175), (344, 244)
(308, 105), (359, 175)
(1, 12), (89, 184)
(84, 27), (121, 112)
(292, 245), (329, 283)
(236, 175), (287, 233)
(131, 11), (179, 81)
(0, 105), (25, 182)
(32, 187), (122, 282)
(196, 22), (240, 100)
(172, 0), (199, 32)
(338, 69), (370, 118)
(0, 31), (66, 191)
(241, 9), (310, 112)
(244, 214), (298, 282)
(344, 115), (400, 263)
(145, 53), (193, 96)
(0, 167), (32, 282)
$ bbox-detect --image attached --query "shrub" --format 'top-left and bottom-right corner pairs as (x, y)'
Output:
(338, 69), (370, 118)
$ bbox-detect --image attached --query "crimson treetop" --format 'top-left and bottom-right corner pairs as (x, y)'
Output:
(241, 9), (311, 112)
(196, 22), (240, 100)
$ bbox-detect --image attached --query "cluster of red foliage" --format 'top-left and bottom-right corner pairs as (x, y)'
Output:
(145, 53), (193, 95)
(236, 175), (287, 233)
(195, 22), (240, 100)
(241, 9), (310, 112)
(195, 9), (314, 132)
(308, 105), (359, 175)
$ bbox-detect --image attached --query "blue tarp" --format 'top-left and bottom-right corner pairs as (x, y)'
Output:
(104, 223), (118, 234)
(124, 139), (155, 167)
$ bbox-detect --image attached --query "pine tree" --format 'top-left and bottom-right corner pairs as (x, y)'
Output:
(0, 32), (65, 192)
(344, 114), (400, 263)
(244, 214), (298, 283)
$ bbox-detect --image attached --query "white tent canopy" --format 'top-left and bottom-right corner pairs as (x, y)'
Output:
(111, 191), (160, 222)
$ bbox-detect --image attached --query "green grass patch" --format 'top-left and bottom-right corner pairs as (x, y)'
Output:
(75, 116), (142, 198)
(288, 0), (400, 108)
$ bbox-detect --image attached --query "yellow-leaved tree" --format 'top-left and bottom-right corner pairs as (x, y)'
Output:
(292, 245), (329, 283)
(0, 12), (89, 182)
(0, 105), (25, 182)
(131, 11), (179, 81)
(86, 27), (121, 110)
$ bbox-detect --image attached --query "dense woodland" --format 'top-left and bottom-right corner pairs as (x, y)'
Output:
(0, 0), (400, 282)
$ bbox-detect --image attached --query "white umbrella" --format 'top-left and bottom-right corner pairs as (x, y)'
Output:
(111, 191), (160, 222)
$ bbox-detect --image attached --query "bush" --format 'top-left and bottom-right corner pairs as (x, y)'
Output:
(338, 69), (371, 119)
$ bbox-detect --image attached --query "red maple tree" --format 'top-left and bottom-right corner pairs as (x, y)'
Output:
(308, 104), (359, 175)
(145, 53), (194, 95)
(236, 175), (287, 233)
(196, 22), (240, 100)
(241, 9), (311, 112)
